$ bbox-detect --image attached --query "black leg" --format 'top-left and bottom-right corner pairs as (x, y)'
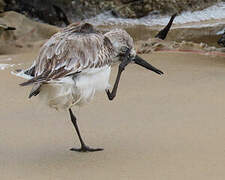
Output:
(155, 13), (177, 40)
(106, 49), (131, 100)
(69, 108), (103, 152)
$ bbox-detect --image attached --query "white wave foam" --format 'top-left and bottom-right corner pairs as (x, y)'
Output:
(86, 2), (225, 27)
(0, 64), (14, 70)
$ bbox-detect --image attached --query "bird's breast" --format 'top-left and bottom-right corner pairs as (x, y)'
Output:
(75, 65), (111, 92)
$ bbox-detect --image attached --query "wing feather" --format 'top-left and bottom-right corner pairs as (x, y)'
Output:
(26, 23), (116, 85)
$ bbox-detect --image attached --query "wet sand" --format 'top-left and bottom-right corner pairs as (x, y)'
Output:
(1, 50), (225, 179)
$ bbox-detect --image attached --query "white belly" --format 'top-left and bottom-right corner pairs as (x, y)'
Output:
(38, 66), (111, 110)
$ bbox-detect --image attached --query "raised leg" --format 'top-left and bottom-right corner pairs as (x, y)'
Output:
(106, 49), (131, 100)
(155, 13), (177, 40)
(69, 108), (103, 152)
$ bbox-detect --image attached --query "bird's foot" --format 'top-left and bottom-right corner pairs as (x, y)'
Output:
(70, 145), (103, 152)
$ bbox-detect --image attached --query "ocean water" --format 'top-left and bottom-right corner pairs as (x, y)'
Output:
(86, 2), (225, 28)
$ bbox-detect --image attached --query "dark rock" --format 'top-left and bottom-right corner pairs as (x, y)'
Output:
(4, 0), (72, 26)
(0, 11), (60, 54)
(0, 0), (5, 12)
(114, 0), (223, 18)
(52, 5), (70, 25)
(2, 0), (224, 24)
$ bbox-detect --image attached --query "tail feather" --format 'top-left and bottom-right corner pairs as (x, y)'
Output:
(20, 77), (39, 86)
(29, 83), (41, 98)
(19, 74), (44, 98)
(19, 74), (46, 86)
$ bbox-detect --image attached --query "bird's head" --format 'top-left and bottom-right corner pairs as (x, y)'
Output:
(105, 29), (163, 75)
(104, 28), (136, 59)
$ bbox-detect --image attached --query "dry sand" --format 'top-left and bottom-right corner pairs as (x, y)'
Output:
(1, 49), (225, 180)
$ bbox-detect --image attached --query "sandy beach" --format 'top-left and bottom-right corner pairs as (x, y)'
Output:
(1, 49), (225, 179)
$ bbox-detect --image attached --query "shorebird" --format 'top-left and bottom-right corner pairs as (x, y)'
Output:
(18, 22), (163, 152)
(0, 24), (16, 36)
(218, 30), (225, 47)
(155, 13), (177, 40)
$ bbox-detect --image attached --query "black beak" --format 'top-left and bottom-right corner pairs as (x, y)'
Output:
(5, 26), (16, 31)
(134, 55), (164, 75)
(218, 38), (225, 47)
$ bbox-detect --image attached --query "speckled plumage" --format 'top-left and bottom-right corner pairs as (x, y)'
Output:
(19, 22), (136, 109)
(16, 22), (163, 152)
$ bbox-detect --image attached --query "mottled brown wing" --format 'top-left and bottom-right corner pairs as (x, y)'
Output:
(23, 24), (116, 85)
